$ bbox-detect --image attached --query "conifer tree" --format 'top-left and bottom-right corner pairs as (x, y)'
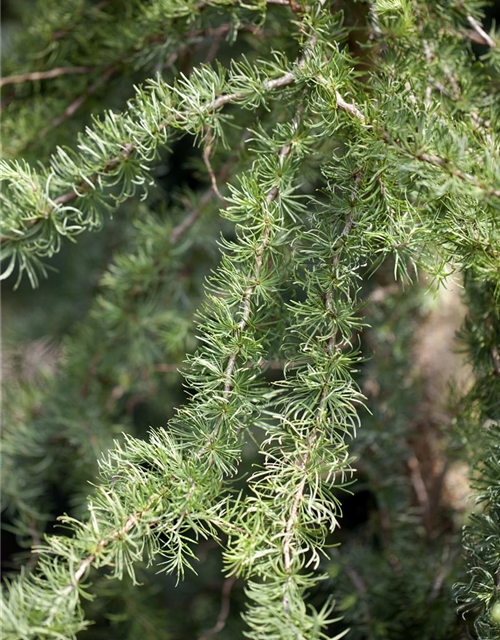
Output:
(1, 0), (500, 639)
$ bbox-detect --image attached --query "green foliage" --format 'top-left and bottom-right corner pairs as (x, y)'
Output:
(1, 0), (500, 638)
(454, 278), (500, 639)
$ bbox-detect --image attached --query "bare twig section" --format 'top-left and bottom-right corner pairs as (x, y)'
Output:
(197, 576), (236, 640)
(0, 66), (93, 88)
(36, 66), (118, 142)
(345, 564), (374, 624)
(170, 132), (248, 243)
(266, 0), (305, 12)
(334, 90), (365, 121)
(467, 15), (497, 49)
(369, 2), (383, 40)
(183, 479), (197, 517)
(492, 344), (500, 379)
(203, 131), (225, 203)
(315, 76), (365, 121)
(428, 544), (453, 601)
(282, 459), (308, 575)
(423, 41), (433, 108)
(408, 455), (430, 514)
(169, 188), (216, 244)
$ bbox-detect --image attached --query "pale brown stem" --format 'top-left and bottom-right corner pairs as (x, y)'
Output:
(202, 132), (225, 203)
(408, 455), (430, 513)
(282, 458), (308, 573)
(169, 187), (218, 244)
(467, 15), (497, 49)
(197, 576), (236, 640)
(169, 131), (248, 243)
(492, 344), (500, 378)
(37, 66), (117, 142)
(0, 66), (93, 88)
(345, 564), (367, 594)
(369, 2), (383, 40)
(423, 41), (433, 108)
(334, 90), (365, 122)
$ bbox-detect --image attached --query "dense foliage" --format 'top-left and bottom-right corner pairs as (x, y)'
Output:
(1, 0), (500, 638)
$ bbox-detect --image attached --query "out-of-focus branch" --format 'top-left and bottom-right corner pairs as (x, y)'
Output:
(467, 15), (497, 49)
(197, 576), (236, 640)
(36, 65), (118, 142)
(0, 66), (93, 88)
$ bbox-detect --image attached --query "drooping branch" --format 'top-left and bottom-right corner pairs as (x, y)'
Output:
(2, 104), (313, 638)
(282, 193), (357, 575)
